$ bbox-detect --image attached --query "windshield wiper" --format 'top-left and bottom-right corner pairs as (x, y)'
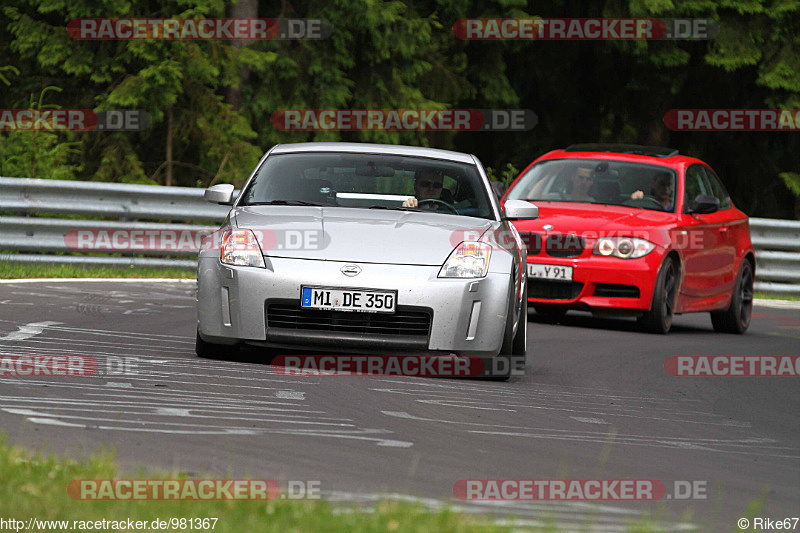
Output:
(367, 205), (420, 211)
(243, 200), (325, 207)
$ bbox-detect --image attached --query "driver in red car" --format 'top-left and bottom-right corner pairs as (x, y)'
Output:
(402, 168), (444, 209)
(631, 171), (675, 210)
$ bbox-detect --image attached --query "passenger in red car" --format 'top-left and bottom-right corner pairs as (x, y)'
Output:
(567, 165), (595, 201)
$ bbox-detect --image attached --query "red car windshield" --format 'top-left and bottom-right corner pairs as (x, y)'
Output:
(507, 159), (678, 213)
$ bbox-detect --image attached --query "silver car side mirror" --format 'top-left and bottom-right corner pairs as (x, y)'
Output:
(205, 184), (235, 205)
(503, 199), (538, 220)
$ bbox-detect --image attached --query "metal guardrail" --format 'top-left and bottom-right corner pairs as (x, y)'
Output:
(0, 176), (230, 221)
(0, 177), (230, 269)
(0, 177), (798, 297)
(750, 218), (800, 297)
(0, 216), (214, 269)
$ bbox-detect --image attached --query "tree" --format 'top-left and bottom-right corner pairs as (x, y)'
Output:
(1, 0), (797, 217)
(3, 0), (271, 186)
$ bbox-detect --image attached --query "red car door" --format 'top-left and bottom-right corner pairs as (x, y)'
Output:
(701, 164), (739, 291)
(677, 164), (732, 311)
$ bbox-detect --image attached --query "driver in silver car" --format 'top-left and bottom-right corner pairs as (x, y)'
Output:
(402, 168), (445, 209)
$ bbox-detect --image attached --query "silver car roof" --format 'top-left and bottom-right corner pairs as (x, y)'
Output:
(269, 142), (476, 164)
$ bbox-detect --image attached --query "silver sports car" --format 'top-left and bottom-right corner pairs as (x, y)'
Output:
(196, 142), (538, 379)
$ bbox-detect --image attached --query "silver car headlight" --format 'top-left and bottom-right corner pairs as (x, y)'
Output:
(593, 237), (655, 259)
(438, 242), (492, 278)
(220, 229), (266, 268)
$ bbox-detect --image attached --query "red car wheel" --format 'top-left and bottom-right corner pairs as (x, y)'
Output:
(638, 256), (677, 334)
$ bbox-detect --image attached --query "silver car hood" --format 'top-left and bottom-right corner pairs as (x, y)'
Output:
(232, 206), (495, 266)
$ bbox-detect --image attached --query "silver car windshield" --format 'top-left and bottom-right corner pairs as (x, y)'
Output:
(238, 153), (495, 219)
(507, 159), (678, 213)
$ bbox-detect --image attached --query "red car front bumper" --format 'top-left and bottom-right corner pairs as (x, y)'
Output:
(526, 249), (666, 312)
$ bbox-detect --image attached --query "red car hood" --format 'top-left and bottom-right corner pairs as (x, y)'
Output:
(510, 202), (676, 244)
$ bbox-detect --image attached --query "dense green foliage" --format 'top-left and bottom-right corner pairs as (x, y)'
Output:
(1, 0), (798, 217)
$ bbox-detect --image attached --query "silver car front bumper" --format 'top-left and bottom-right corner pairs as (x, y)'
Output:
(197, 254), (515, 357)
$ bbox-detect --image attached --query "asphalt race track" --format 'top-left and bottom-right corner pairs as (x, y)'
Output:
(0, 280), (797, 531)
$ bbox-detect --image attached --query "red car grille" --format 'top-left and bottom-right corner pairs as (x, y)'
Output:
(545, 234), (585, 258)
(521, 233), (585, 258)
(528, 280), (584, 300)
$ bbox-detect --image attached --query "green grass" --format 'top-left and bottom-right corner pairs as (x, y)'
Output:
(0, 261), (195, 279)
(0, 438), (510, 532)
(0, 437), (768, 532)
(754, 291), (800, 301)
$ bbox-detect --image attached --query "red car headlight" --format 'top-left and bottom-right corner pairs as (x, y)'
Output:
(593, 237), (655, 259)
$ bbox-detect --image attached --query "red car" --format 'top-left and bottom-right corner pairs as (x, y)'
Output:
(502, 144), (755, 334)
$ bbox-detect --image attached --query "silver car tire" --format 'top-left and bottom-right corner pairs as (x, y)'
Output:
(196, 328), (236, 359)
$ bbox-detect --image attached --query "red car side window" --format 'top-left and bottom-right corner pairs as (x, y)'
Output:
(701, 166), (733, 210)
(683, 165), (709, 213)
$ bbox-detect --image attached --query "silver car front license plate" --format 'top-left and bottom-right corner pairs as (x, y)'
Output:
(301, 286), (397, 313)
(527, 263), (573, 281)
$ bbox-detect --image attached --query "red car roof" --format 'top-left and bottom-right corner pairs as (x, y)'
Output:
(534, 148), (705, 170)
